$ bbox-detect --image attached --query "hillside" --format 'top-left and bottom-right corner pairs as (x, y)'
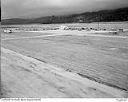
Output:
(1, 7), (128, 25)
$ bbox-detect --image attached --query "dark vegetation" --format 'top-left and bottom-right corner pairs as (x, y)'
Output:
(1, 7), (128, 25)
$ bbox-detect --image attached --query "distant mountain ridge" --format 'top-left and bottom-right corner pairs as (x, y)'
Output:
(1, 7), (128, 25)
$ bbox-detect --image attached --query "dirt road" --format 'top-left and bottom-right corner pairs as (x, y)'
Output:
(1, 30), (128, 98)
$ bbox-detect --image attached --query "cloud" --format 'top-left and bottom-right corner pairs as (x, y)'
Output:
(1, 0), (128, 19)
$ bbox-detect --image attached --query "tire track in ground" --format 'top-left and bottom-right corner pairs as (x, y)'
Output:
(1, 47), (127, 98)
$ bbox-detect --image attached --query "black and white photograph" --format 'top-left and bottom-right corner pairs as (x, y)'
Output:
(0, 0), (128, 100)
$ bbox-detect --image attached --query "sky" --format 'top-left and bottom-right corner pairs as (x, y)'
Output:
(1, 0), (128, 19)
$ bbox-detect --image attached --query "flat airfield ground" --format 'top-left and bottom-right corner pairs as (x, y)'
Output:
(1, 30), (128, 97)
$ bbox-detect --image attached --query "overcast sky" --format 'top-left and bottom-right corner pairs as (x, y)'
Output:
(1, 0), (128, 19)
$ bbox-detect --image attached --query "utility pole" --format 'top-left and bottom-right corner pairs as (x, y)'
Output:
(98, 14), (100, 31)
(98, 21), (99, 31)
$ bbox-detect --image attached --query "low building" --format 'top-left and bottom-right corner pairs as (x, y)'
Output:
(59, 26), (69, 30)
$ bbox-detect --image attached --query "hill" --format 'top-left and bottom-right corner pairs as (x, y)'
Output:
(1, 7), (128, 25)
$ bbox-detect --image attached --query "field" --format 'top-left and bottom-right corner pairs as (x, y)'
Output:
(1, 22), (128, 98)
(2, 22), (128, 30)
